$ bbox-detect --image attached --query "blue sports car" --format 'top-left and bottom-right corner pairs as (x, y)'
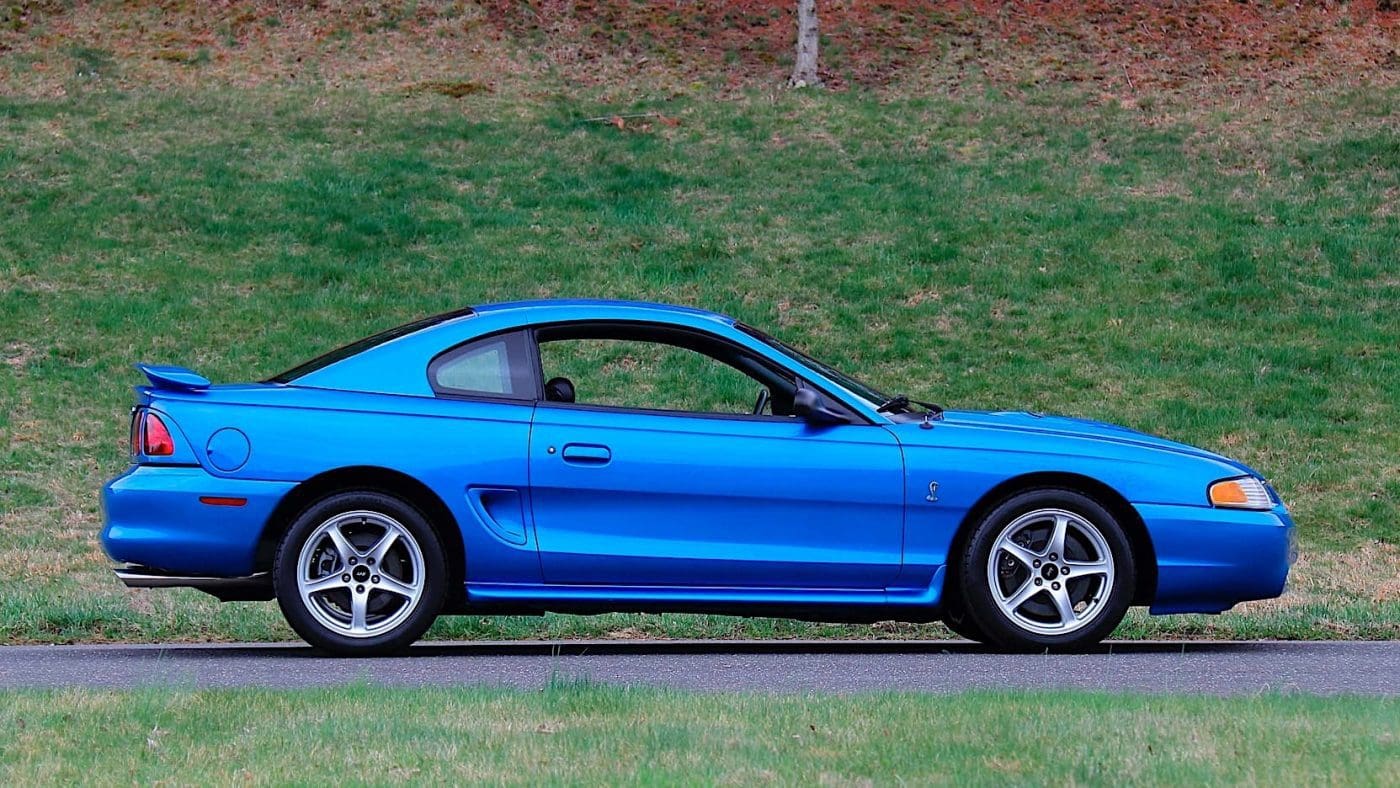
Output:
(102, 299), (1295, 654)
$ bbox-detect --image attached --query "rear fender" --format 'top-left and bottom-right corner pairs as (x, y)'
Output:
(130, 363), (209, 466)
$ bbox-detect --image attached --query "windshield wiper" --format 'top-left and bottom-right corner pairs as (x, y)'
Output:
(876, 393), (944, 419)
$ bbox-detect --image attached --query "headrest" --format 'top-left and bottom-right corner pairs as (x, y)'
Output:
(544, 376), (575, 403)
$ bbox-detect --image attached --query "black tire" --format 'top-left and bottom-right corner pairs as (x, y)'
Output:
(940, 594), (990, 644)
(956, 488), (1134, 652)
(274, 490), (446, 656)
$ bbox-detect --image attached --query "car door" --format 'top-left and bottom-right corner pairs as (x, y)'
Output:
(423, 330), (542, 585)
(525, 324), (905, 589)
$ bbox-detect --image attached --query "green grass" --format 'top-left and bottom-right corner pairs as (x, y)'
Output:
(0, 77), (1396, 644)
(0, 684), (1395, 784)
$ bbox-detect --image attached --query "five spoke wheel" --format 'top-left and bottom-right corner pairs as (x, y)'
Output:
(297, 510), (425, 638)
(275, 491), (445, 655)
(987, 508), (1115, 636)
(956, 489), (1134, 650)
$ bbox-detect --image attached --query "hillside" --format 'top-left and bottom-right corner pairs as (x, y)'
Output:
(0, 1), (1396, 643)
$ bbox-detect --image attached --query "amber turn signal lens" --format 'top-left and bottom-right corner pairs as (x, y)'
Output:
(1210, 480), (1249, 505)
(1208, 477), (1272, 510)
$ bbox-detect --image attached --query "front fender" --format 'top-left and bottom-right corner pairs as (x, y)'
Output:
(888, 422), (1250, 590)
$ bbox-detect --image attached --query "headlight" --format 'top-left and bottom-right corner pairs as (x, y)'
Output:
(1208, 476), (1273, 510)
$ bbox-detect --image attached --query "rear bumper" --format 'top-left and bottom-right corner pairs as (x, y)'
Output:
(1137, 502), (1296, 615)
(101, 465), (294, 577)
(113, 565), (273, 601)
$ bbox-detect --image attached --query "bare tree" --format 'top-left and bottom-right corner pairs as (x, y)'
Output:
(789, 0), (822, 88)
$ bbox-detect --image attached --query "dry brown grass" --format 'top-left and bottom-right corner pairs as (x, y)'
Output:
(4, 1), (1397, 108)
(0, 1), (538, 98)
(1237, 542), (1400, 616)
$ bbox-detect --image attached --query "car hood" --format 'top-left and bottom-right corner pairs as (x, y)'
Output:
(911, 409), (1258, 475)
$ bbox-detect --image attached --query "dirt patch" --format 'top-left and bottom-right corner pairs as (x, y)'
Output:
(3, 341), (36, 372)
(405, 79), (494, 98)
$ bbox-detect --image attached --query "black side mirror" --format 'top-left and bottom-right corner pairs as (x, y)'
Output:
(792, 387), (851, 426)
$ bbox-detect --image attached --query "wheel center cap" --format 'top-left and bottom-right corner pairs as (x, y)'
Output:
(1041, 564), (1059, 581)
(352, 565), (371, 582)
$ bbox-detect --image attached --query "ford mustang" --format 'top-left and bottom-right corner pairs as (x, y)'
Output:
(102, 299), (1295, 654)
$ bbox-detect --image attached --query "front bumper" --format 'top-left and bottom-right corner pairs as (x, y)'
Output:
(101, 464), (295, 577)
(1137, 502), (1296, 615)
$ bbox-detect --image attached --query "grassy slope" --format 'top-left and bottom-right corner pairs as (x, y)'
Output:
(1, 684), (1396, 783)
(0, 4), (1397, 644)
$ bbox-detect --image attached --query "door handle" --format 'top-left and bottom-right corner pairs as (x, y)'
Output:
(560, 443), (611, 465)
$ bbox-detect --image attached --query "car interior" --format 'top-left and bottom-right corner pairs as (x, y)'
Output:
(534, 322), (804, 417)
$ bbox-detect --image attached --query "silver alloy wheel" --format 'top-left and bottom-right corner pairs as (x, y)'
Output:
(986, 507), (1115, 636)
(296, 509), (426, 639)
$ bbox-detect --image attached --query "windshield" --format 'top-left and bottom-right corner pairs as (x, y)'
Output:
(736, 323), (890, 407)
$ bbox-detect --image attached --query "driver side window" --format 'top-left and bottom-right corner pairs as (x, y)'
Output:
(538, 337), (771, 416)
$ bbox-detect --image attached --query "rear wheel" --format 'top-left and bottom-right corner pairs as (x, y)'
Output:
(956, 489), (1134, 651)
(274, 491), (445, 656)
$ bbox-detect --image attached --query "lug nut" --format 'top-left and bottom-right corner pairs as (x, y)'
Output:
(341, 574), (351, 583)
(348, 557), (357, 566)
(371, 575), (380, 584)
(1049, 553), (1058, 561)
(1033, 560), (1041, 568)
(1034, 578), (1043, 586)
(367, 558), (375, 566)
(356, 584), (365, 593)
(1062, 566), (1070, 574)
(1052, 582), (1060, 590)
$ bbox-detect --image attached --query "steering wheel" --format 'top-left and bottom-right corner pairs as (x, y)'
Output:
(752, 388), (770, 416)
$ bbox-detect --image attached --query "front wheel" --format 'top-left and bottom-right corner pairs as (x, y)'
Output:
(274, 491), (446, 656)
(956, 489), (1135, 651)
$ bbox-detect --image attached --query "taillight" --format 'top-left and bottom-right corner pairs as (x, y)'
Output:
(129, 408), (141, 456)
(142, 412), (175, 456)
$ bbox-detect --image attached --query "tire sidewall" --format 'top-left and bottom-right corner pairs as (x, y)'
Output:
(959, 488), (1135, 651)
(274, 490), (446, 656)
(941, 598), (989, 643)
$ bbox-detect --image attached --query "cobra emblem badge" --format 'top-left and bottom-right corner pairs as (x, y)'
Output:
(925, 481), (939, 503)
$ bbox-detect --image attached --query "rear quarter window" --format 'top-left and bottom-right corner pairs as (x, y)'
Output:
(428, 331), (536, 399)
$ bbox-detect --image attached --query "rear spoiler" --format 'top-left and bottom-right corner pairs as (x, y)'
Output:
(135, 363), (210, 392)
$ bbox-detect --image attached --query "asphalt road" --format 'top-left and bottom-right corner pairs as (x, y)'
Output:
(1, 640), (1395, 695)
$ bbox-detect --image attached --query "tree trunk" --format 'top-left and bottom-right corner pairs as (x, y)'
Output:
(789, 0), (822, 88)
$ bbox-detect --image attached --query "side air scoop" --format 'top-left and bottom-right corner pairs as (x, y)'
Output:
(135, 363), (211, 392)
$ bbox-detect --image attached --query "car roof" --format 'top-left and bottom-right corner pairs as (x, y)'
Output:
(275, 299), (740, 393)
(472, 298), (735, 325)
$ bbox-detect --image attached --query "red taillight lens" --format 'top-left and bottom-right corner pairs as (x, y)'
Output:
(142, 412), (175, 456)
(129, 409), (141, 455)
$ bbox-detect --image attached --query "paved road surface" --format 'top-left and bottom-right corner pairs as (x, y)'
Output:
(0, 641), (1394, 695)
